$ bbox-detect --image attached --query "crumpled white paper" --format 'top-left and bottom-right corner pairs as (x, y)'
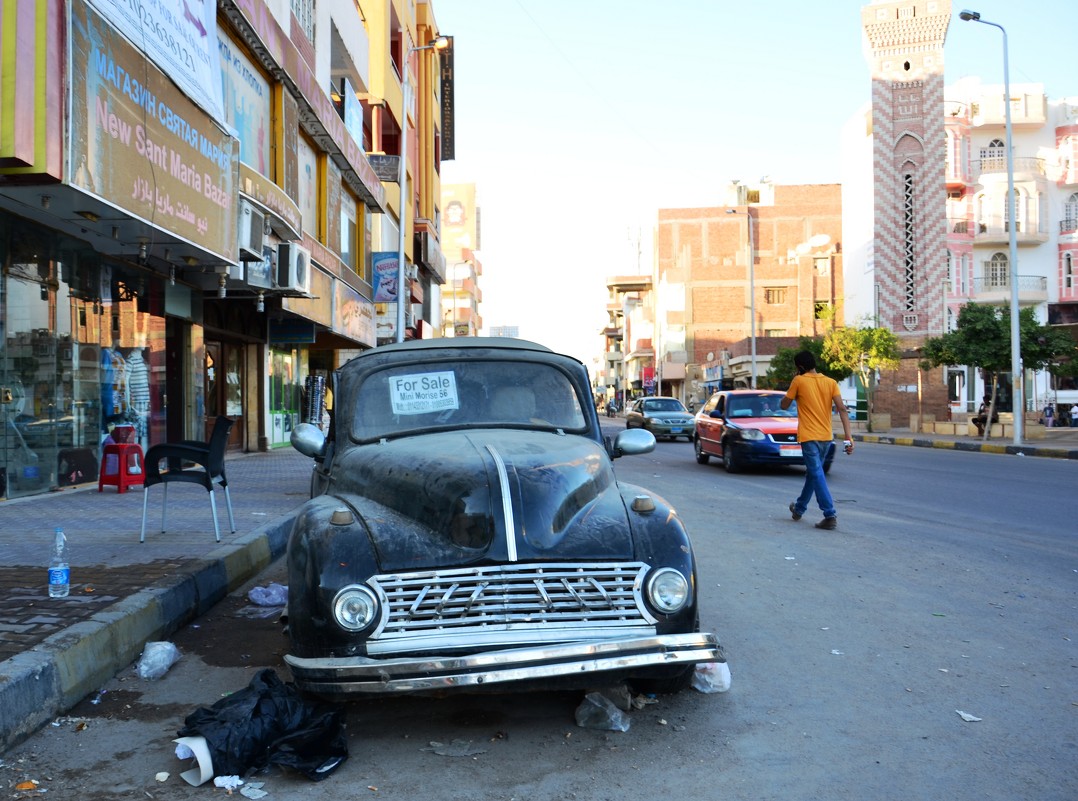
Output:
(174, 736), (214, 786)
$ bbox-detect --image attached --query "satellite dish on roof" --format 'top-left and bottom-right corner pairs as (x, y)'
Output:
(706, 352), (714, 362)
(808, 234), (831, 248)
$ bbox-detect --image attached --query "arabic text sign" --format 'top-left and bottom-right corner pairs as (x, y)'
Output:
(69, 1), (238, 257)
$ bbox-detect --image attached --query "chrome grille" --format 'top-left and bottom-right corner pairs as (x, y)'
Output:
(365, 562), (656, 654)
(771, 432), (798, 443)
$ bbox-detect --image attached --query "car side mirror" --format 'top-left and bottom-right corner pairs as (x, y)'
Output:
(291, 422), (327, 460)
(611, 427), (656, 459)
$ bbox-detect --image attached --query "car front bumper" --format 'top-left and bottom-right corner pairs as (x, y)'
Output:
(731, 440), (835, 466)
(646, 422), (694, 437)
(285, 632), (723, 695)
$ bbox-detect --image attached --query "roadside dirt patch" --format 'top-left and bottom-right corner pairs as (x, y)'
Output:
(170, 588), (289, 669)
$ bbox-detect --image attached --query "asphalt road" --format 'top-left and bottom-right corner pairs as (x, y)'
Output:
(2, 439), (1076, 801)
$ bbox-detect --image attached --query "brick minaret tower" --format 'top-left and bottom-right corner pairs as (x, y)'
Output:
(861, 0), (952, 424)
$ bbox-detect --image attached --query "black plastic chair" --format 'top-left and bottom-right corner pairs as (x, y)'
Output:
(140, 416), (236, 543)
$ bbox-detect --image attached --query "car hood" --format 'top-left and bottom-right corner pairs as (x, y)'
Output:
(329, 429), (634, 571)
(725, 417), (797, 434)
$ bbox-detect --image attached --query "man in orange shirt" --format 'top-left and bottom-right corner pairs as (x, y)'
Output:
(780, 351), (853, 530)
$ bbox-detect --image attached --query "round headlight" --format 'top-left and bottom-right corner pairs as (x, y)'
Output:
(647, 568), (689, 614)
(332, 585), (379, 631)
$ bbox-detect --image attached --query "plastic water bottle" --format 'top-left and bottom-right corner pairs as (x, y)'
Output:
(48, 527), (69, 598)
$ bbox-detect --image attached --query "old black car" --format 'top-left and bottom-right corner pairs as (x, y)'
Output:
(287, 338), (722, 697)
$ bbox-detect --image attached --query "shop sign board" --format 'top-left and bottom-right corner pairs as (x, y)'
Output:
(68, 1), (239, 259)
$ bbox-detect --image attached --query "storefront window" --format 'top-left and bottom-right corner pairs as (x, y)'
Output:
(340, 189), (357, 272)
(0, 218), (170, 498)
(268, 348), (300, 447)
(226, 348), (243, 417)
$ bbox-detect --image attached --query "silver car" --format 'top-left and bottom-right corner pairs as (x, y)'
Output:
(625, 396), (695, 441)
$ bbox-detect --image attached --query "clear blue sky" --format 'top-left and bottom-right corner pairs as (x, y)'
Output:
(435, 0), (1074, 364)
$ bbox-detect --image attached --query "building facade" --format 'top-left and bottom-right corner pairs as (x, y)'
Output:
(943, 77), (1078, 413)
(440, 183), (482, 337)
(599, 275), (653, 408)
(846, 0), (1077, 424)
(850, 0), (952, 425)
(0, 0), (449, 499)
(656, 182), (844, 406)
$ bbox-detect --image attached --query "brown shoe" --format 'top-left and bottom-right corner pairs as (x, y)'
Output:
(815, 517), (837, 530)
(789, 503), (802, 521)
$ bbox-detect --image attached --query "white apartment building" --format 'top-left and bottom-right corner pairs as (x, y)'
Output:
(842, 76), (1078, 415)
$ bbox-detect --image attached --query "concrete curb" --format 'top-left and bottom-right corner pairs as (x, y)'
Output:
(0, 515), (295, 752)
(854, 433), (1078, 460)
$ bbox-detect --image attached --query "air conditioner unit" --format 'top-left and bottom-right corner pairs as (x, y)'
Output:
(277, 243), (312, 294)
(237, 199), (266, 261)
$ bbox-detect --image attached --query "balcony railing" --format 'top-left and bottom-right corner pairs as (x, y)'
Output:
(968, 217), (1048, 245)
(972, 274), (1047, 303)
(1061, 218), (1078, 235)
(971, 156), (1045, 181)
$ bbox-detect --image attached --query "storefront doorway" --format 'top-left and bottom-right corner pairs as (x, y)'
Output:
(204, 341), (245, 448)
(268, 348), (300, 448)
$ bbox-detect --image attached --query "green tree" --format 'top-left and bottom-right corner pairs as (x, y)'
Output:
(821, 322), (901, 431)
(920, 303), (1077, 437)
(765, 337), (850, 388)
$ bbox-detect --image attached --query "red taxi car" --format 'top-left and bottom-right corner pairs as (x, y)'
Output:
(692, 389), (835, 474)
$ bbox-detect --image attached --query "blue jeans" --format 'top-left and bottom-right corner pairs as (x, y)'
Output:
(793, 441), (836, 519)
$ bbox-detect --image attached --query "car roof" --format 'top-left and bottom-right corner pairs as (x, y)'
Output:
(339, 337), (585, 375)
(371, 336), (554, 356)
(718, 389), (784, 396)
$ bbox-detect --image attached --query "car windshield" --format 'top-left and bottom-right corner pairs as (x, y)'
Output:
(727, 395), (796, 418)
(350, 360), (588, 440)
(644, 399), (686, 413)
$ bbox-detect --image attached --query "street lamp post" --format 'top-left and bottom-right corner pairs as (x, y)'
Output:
(726, 208), (756, 388)
(959, 9), (1023, 444)
(396, 37), (449, 343)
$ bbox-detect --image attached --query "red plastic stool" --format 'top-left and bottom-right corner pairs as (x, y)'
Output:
(98, 443), (145, 493)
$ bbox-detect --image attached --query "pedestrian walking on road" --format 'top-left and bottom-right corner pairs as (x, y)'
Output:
(782, 351), (853, 530)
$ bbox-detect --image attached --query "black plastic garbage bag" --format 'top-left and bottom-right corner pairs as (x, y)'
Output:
(176, 668), (347, 782)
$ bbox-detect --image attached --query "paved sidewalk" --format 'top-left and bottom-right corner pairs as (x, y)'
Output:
(1, 423), (1076, 753)
(0, 447), (312, 752)
(851, 423), (1078, 459)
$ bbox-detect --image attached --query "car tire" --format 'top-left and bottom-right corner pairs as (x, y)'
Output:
(722, 441), (741, 473)
(694, 437), (710, 464)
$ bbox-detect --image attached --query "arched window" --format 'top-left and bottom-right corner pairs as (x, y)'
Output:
(1066, 193), (1078, 231)
(980, 139), (1006, 173)
(986, 252), (1008, 289)
(1065, 252), (1075, 292)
